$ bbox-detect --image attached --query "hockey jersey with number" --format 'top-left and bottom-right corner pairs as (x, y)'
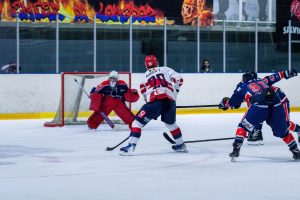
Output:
(228, 71), (287, 108)
(140, 66), (183, 102)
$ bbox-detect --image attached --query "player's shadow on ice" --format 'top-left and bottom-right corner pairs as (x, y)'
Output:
(0, 161), (15, 165)
(240, 155), (296, 162)
(0, 145), (72, 162)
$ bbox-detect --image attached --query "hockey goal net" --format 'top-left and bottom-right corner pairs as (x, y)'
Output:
(44, 72), (131, 127)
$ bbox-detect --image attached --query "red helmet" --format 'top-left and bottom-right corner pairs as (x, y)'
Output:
(144, 55), (159, 69)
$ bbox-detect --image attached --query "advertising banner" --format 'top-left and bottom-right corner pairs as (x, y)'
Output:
(0, 0), (214, 25)
(276, 0), (300, 49)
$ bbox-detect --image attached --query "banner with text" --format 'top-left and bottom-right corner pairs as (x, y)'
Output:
(276, 0), (300, 50)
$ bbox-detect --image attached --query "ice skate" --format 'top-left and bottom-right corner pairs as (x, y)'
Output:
(119, 143), (136, 156)
(247, 130), (263, 145)
(290, 147), (300, 160)
(172, 143), (188, 153)
(229, 142), (242, 162)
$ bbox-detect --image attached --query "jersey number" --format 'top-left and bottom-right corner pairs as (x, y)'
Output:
(248, 81), (267, 93)
(148, 73), (167, 89)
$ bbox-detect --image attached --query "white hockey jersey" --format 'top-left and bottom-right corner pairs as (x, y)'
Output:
(140, 66), (183, 102)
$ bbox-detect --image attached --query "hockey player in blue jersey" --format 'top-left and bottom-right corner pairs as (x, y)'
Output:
(232, 71), (300, 145)
(247, 86), (300, 145)
(119, 55), (187, 156)
(219, 69), (300, 161)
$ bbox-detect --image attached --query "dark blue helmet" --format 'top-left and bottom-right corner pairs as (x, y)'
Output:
(242, 70), (257, 83)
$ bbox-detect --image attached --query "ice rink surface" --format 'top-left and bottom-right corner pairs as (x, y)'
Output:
(0, 113), (300, 200)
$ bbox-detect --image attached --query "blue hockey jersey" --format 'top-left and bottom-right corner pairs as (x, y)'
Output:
(228, 71), (287, 108)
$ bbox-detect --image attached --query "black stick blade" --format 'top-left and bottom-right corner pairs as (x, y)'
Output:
(106, 147), (114, 151)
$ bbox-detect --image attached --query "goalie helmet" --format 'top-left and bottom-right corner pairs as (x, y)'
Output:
(109, 70), (119, 87)
(242, 70), (257, 83)
(144, 55), (159, 69)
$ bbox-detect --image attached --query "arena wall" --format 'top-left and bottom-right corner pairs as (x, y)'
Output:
(0, 73), (299, 119)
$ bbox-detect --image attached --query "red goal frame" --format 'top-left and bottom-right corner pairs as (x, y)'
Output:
(44, 71), (132, 127)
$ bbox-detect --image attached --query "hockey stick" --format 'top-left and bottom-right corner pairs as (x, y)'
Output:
(74, 78), (115, 128)
(106, 136), (130, 151)
(163, 132), (235, 144)
(176, 104), (219, 108)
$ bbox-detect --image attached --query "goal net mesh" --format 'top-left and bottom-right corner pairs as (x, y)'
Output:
(44, 72), (131, 127)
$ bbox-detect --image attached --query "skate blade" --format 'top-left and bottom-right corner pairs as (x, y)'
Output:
(247, 141), (264, 146)
(230, 157), (237, 162)
(119, 151), (134, 156)
(173, 148), (189, 153)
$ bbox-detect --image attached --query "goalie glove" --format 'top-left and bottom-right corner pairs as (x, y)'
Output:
(124, 88), (140, 102)
(283, 69), (298, 79)
(219, 97), (230, 110)
(90, 87), (97, 94)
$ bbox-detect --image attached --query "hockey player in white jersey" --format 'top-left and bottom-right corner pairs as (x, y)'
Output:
(120, 55), (187, 155)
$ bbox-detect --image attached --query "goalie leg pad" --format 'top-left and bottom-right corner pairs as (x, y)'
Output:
(89, 93), (103, 112)
(114, 99), (135, 125)
(87, 112), (104, 129)
(87, 98), (115, 129)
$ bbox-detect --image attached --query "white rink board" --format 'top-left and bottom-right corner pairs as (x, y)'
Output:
(0, 73), (299, 113)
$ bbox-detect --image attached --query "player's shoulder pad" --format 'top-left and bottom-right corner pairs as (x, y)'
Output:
(235, 82), (244, 92)
(96, 80), (110, 90)
(117, 80), (128, 86)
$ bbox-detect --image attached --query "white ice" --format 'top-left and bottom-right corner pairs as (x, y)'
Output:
(0, 113), (300, 200)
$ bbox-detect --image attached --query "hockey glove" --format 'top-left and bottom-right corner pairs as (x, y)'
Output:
(90, 87), (97, 94)
(233, 102), (242, 109)
(124, 88), (140, 102)
(284, 69), (298, 79)
(219, 97), (230, 110)
(131, 89), (138, 94)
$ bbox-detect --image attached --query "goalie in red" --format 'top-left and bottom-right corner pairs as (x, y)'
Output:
(87, 71), (139, 130)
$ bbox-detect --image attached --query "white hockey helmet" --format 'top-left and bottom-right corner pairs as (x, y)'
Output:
(109, 70), (119, 87)
(109, 70), (119, 80)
